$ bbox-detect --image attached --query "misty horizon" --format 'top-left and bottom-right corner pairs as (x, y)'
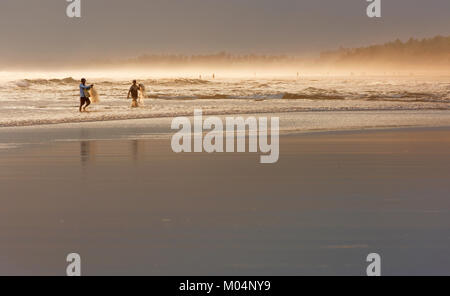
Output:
(1, 35), (448, 76)
(1, 0), (449, 66)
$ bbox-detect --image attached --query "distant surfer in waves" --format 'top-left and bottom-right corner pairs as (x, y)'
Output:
(79, 78), (94, 112)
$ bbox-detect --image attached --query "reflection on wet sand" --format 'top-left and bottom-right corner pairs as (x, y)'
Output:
(80, 141), (97, 168)
(1, 129), (450, 275)
(131, 140), (146, 164)
(80, 139), (146, 166)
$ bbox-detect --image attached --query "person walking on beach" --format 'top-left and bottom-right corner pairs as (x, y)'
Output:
(79, 78), (94, 112)
(128, 80), (140, 108)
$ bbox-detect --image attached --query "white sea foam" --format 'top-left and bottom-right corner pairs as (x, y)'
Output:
(0, 143), (20, 149)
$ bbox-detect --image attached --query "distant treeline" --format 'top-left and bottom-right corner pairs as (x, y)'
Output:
(4, 35), (448, 73)
(318, 35), (450, 70)
(112, 36), (450, 72)
(123, 52), (303, 67)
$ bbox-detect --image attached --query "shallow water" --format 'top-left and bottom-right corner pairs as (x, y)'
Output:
(1, 75), (449, 126)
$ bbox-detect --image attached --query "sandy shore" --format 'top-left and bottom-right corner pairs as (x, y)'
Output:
(0, 121), (449, 275)
(2, 110), (450, 148)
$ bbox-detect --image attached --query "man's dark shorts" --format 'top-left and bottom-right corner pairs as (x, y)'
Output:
(80, 97), (91, 105)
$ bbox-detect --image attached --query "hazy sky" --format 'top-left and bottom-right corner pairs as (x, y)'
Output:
(0, 0), (449, 64)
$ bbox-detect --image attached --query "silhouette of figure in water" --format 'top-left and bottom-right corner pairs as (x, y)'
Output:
(128, 80), (140, 108)
(79, 78), (94, 112)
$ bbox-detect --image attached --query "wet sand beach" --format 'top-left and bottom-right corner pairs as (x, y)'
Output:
(1, 124), (449, 275)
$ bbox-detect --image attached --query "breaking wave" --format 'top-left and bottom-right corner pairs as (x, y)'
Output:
(14, 77), (78, 87)
(363, 91), (450, 102)
(282, 93), (346, 100)
(142, 78), (211, 86)
(282, 87), (346, 100)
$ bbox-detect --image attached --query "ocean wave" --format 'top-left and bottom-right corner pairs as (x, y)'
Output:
(13, 77), (78, 87)
(257, 83), (270, 88)
(142, 78), (211, 86)
(367, 97), (449, 103)
(303, 87), (339, 94)
(14, 80), (31, 88)
(282, 92), (346, 100)
(281, 87), (347, 100)
(363, 91), (449, 102)
(196, 94), (230, 100)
